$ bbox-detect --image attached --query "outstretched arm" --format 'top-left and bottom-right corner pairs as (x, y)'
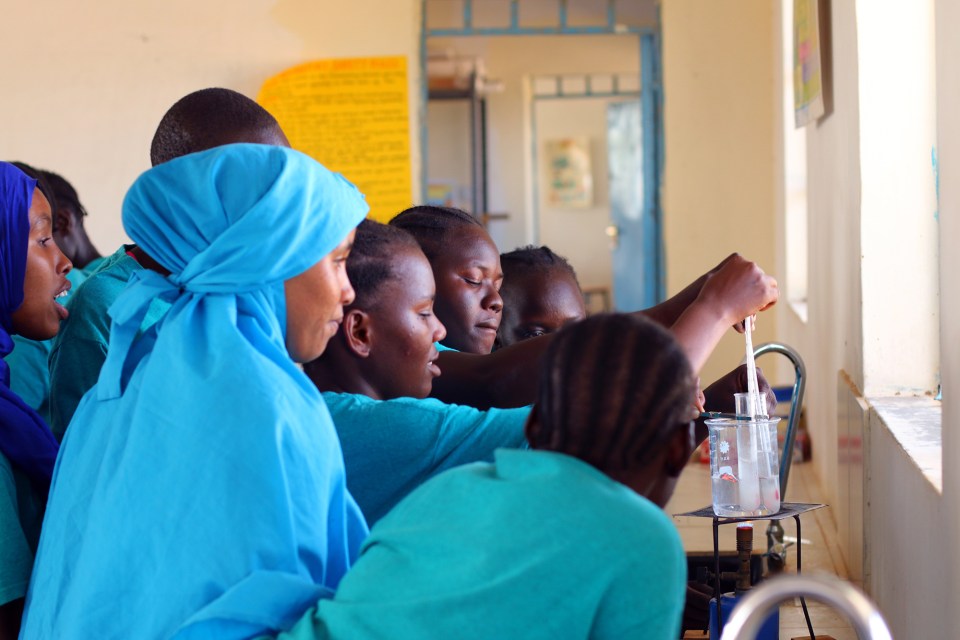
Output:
(432, 337), (552, 409)
(432, 255), (778, 410)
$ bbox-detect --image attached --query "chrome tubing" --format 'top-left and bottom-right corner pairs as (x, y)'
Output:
(719, 574), (893, 640)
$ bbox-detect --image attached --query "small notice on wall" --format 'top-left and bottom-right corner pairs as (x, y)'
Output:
(545, 137), (593, 208)
(793, 0), (825, 127)
(258, 56), (413, 222)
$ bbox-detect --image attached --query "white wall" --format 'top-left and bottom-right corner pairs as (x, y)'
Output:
(786, 0), (864, 513)
(1, 0), (421, 253)
(936, 0), (960, 622)
(857, 2), (939, 397)
(865, 402), (946, 637)
(774, 0), (951, 635)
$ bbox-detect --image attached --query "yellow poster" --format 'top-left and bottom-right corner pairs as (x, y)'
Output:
(258, 56), (412, 222)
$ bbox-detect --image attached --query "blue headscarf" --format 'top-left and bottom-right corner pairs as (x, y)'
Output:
(0, 162), (59, 488)
(22, 145), (370, 639)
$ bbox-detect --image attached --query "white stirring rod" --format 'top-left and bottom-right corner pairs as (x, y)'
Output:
(736, 315), (761, 510)
(744, 315), (761, 416)
(744, 314), (774, 508)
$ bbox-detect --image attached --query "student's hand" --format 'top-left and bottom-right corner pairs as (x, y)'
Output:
(707, 254), (755, 334)
(696, 254), (778, 327)
(707, 252), (739, 277)
(702, 364), (777, 416)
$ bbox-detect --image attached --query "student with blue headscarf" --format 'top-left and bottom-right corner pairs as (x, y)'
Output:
(0, 162), (72, 639)
(21, 144), (370, 640)
(5, 164), (102, 426)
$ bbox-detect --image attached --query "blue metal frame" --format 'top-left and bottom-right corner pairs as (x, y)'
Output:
(640, 32), (665, 302)
(426, 0), (655, 38)
(421, 0), (665, 303)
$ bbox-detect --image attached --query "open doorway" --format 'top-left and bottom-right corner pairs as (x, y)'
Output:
(421, 0), (663, 308)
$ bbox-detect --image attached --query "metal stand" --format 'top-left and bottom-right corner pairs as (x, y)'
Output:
(676, 502), (826, 637)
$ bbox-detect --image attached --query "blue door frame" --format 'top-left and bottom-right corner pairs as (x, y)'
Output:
(421, 0), (665, 304)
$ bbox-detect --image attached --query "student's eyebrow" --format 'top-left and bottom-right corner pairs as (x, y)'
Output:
(32, 215), (53, 228)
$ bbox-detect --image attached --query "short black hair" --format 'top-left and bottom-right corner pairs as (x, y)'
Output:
(500, 245), (580, 288)
(37, 170), (87, 221)
(150, 88), (284, 166)
(532, 313), (695, 471)
(9, 162), (55, 210)
(388, 205), (483, 263)
(347, 219), (423, 309)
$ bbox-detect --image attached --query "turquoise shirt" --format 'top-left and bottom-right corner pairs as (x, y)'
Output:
(47, 246), (170, 438)
(277, 449), (687, 640)
(325, 392), (529, 525)
(0, 453), (43, 606)
(7, 258), (104, 425)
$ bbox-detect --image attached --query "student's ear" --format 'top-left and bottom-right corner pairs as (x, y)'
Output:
(341, 309), (373, 358)
(664, 423), (695, 479)
(53, 208), (74, 235)
(523, 404), (541, 446)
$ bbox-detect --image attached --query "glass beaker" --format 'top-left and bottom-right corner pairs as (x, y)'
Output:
(706, 416), (781, 517)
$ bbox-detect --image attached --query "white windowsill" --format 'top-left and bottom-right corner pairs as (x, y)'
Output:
(868, 395), (942, 493)
(789, 298), (808, 324)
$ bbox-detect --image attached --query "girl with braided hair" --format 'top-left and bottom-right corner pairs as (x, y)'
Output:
(277, 313), (698, 639)
(390, 205), (779, 413)
(305, 219), (530, 527)
(495, 244), (586, 349)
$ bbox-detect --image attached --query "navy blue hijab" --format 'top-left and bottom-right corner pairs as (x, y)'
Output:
(0, 162), (60, 488)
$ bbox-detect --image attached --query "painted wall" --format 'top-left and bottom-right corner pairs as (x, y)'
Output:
(0, 0), (422, 252)
(781, 0), (863, 513)
(774, 0), (950, 635)
(865, 402), (946, 637)
(936, 0), (960, 623)
(660, 0), (779, 387)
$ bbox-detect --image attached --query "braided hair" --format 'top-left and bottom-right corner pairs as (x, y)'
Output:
(500, 245), (580, 288)
(37, 170), (87, 222)
(388, 205), (483, 262)
(347, 219), (423, 310)
(150, 88), (284, 166)
(532, 313), (695, 472)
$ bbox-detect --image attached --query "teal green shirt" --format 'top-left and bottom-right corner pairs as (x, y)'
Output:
(48, 247), (170, 438)
(0, 453), (44, 606)
(276, 449), (686, 640)
(325, 392), (529, 525)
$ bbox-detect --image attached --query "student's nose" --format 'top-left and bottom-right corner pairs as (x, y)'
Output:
(56, 245), (72, 276)
(340, 270), (355, 307)
(483, 286), (503, 314)
(433, 315), (447, 343)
